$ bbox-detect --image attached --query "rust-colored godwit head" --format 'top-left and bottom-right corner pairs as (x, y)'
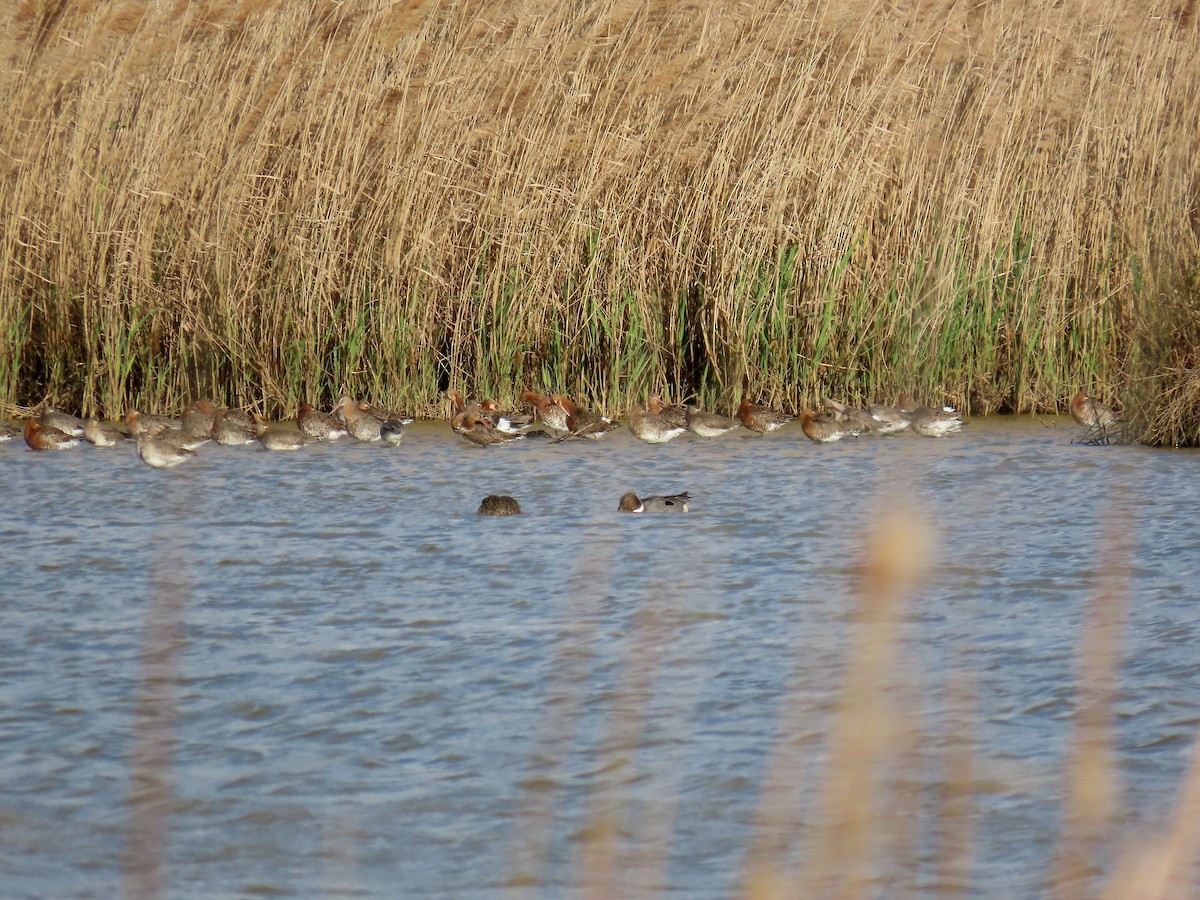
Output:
(550, 394), (576, 414)
(446, 389), (467, 413)
(520, 390), (546, 409)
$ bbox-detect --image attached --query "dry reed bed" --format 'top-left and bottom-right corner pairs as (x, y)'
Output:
(2, 0), (1198, 439)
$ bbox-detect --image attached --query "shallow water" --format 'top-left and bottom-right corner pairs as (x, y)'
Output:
(1, 416), (1198, 897)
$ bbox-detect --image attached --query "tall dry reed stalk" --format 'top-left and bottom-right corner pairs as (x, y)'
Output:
(2, 1), (1198, 430)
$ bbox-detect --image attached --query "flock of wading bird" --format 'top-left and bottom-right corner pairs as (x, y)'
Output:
(4, 388), (1119, 512)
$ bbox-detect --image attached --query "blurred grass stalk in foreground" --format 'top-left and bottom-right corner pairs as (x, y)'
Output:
(506, 500), (1200, 897)
(123, 495), (1200, 894)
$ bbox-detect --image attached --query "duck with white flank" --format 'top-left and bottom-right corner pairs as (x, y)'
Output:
(618, 491), (691, 513)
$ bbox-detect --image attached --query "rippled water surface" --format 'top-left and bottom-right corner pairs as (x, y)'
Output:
(2, 416), (1198, 897)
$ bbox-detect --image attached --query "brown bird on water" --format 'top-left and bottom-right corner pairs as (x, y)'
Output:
(551, 395), (620, 442)
(520, 391), (570, 434)
(135, 434), (194, 469)
(478, 495), (522, 516)
(865, 402), (911, 434)
(298, 403), (348, 441)
(800, 409), (855, 443)
(125, 409), (181, 439)
(627, 403), (687, 444)
(256, 422), (316, 451)
(647, 395), (688, 430)
(1070, 391), (1120, 429)
(24, 418), (81, 451)
(41, 407), (86, 438)
(212, 408), (257, 445)
(737, 397), (793, 434)
(181, 399), (217, 439)
(83, 419), (127, 447)
(821, 397), (878, 434)
(333, 396), (408, 444)
(454, 411), (524, 447)
(685, 405), (740, 438)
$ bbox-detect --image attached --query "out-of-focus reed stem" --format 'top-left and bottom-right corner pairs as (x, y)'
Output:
(798, 504), (933, 898)
(124, 537), (187, 900)
(1049, 514), (1132, 899)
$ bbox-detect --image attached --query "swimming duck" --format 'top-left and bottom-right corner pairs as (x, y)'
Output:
(618, 491), (691, 513)
(479, 399), (535, 434)
(478, 495), (522, 516)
